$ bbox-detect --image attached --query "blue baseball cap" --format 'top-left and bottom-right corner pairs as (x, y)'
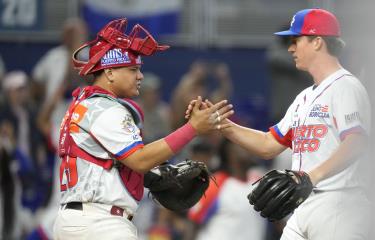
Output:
(275, 9), (341, 37)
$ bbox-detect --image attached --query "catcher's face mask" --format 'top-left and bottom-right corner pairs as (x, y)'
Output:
(72, 18), (169, 76)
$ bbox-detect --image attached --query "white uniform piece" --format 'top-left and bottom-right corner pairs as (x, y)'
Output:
(270, 69), (372, 239)
(54, 96), (143, 240)
(32, 46), (69, 100)
(189, 170), (267, 240)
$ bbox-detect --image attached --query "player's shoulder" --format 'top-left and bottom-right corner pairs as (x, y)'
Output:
(331, 69), (366, 92)
(81, 95), (128, 113)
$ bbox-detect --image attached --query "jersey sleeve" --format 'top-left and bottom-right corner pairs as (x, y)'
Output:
(269, 103), (295, 148)
(90, 104), (144, 160)
(331, 79), (371, 141)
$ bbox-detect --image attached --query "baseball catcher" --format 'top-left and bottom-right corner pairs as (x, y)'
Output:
(248, 169), (313, 221)
(144, 159), (210, 211)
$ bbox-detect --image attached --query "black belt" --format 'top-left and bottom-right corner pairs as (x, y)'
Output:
(65, 202), (133, 221)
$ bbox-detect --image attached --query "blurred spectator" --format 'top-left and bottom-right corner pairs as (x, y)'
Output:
(32, 17), (88, 148)
(0, 54), (5, 102)
(266, 24), (311, 121)
(0, 55), (5, 78)
(32, 17), (88, 102)
(170, 60), (233, 130)
(185, 139), (267, 240)
(0, 71), (45, 239)
(170, 60), (232, 162)
(137, 72), (172, 144)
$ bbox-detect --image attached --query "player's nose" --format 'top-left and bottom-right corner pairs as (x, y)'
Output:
(137, 70), (144, 80)
(288, 44), (295, 53)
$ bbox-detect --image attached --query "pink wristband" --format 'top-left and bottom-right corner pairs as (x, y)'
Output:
(164, 122), (197, 153)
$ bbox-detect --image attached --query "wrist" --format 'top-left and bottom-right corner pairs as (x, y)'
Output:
(164, 122), (196, 153)
(306, 170), (320, 186)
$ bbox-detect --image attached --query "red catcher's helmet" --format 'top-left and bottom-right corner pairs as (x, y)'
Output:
(72, 18), (169, 76)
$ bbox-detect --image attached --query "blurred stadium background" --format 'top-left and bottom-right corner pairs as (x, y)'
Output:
(0, 0), (374, 239)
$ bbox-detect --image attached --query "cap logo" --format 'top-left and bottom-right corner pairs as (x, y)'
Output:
(135, 56), (142, 64)
(309, 29), (316, 34)
(101, 48), (131, 66)
(290, 15), (296, 27)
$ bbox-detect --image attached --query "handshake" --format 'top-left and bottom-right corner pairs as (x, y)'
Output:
(184, 96), (234, 134)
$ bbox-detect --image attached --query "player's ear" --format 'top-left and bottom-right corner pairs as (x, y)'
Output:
(313, 36), (324, 51)
(104, 68), (115, 83)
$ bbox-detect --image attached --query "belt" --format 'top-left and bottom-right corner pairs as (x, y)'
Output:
(64, 202), (133, 221)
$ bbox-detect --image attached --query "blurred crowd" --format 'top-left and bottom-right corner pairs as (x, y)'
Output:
(0, 17), (309, 240)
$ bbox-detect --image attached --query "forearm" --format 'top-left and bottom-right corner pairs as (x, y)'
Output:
(308, 134), (367, 185)
(121, 123), (196, 173)
(120, 139), (174, 173)
(222, 121), (285, 159)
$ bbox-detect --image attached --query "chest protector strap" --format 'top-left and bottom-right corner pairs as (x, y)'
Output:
(58, 86), (144, 201)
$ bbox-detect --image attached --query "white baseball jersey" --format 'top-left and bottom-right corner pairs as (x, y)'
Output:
(270, 68), (371, 190)
(59, 95), (144, 215)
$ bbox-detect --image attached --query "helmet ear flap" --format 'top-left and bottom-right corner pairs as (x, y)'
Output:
(72, 40), (113, 76)
(72, 43), (91, 72)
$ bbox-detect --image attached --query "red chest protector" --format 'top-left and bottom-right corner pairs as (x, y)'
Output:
(58, 86), (144, 201)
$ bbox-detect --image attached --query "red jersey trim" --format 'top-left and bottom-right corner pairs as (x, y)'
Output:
(117, 143), (144, 160)
(269, 126), (292, 148)
(339, 126), (366, 141)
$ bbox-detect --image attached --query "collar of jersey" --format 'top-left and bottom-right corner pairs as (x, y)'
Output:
(313, 68), (349, 93)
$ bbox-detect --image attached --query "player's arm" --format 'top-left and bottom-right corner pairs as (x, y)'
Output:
(185, 99), (287, 159)
(308, 132), (367, 186)
(120, 97), (234, 173)
(221, 121), (287, 159)
(309, 80), (370, 186)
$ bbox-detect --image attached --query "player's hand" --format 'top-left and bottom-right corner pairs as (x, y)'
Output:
(188, 96), (234, 134)
(185, 99), (208, 119)
(185, 99), (234, 125)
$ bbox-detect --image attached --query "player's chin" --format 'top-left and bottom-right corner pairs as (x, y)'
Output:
(131, 89), (140, 98)
(295, 63), (307, 71)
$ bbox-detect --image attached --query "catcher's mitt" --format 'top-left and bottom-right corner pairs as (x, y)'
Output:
(144, 159), (210, 211)
(248, 169), (313, 221)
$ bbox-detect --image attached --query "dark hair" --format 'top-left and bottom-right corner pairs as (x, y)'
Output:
(307, 36), (346, 56)
(92, 70), (104, 79)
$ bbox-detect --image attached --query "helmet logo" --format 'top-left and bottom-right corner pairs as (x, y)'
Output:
(101, 48), (131, 66)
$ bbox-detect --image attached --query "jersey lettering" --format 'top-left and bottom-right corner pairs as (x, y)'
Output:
(293, 124), (328, 153)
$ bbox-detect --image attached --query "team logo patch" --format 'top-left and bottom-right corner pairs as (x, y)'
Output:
(309, 104), (329, 118)
(345, 112), (361, 124)
(101, 48), (131, 66)
(121, 115), (136, 134)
